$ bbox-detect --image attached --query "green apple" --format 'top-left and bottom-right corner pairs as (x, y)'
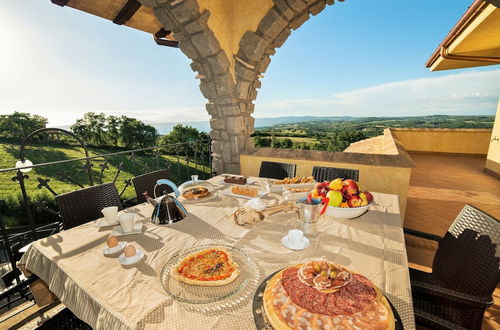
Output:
(326, 190), (343, 207)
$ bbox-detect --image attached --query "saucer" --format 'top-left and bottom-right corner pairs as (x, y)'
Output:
(102, 242), (126, 255)
(111, 223), (144, 237)
(281, 236), (310, 250)
(95, 218), (119, 228)
(118, 249), (144, 265)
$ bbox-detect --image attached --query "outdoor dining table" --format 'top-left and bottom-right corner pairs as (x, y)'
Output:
(19, 175), (416, 329)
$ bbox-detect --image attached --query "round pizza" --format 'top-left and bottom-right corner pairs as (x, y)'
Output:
(171, 247), (240, 286)
(182, 187), (209, 200)
(263, 260), (395, 330)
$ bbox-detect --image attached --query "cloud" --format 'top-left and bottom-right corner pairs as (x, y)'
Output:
(255, 69), (500, 117)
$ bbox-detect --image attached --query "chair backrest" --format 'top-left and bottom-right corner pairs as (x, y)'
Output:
(132, 169), (173, 203)
(312, 166), (359, 182)
(258, 161), (296, 180)
(432, 205), (500, 297)
(56, 183), (122, 230)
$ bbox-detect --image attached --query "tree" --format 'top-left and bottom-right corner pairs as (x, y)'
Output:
(0, 112), (48, 141)
(159, 124), (209, 155)
(106, 116), (122, 147)
(254, 136), (271, 147)
(70, 112), (107, 147)
(119, 117), (158, 149)
(71, 112), (158, 149)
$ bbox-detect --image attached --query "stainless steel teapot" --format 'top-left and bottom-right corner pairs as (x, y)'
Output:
(143, 179), (188, 225)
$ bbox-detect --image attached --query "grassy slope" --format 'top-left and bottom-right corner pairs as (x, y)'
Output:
(0, 141), (209, 227)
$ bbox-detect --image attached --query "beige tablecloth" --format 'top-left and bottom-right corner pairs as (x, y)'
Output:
(20, 176), (415, 329)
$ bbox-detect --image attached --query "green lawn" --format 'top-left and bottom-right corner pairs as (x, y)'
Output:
(0, 141), (210, 227)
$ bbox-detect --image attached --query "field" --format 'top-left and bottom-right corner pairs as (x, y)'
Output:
(0, 141), (210, 227)
(253, 115), (495, 151)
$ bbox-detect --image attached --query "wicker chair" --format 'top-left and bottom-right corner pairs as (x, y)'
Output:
(37, 307), (92, 330)
(404, 205), (500, 330)
(56, 183), (122, 230)
(132, 169), (173, 204)
(258, 161), (296, 180)
(312, 166), (359, 182)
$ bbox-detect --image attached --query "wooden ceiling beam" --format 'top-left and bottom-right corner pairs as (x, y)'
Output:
(113, 0), (142, 25)
(51, 0), (69, 6)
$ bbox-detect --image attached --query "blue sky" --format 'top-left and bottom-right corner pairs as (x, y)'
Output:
(1, 0), (499, 126)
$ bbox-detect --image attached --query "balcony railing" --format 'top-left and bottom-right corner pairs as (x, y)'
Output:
(0, 129), (212, 311)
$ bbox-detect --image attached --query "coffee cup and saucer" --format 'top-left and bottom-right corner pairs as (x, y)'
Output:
(111, 213), (143, 236)
(281, 229), (310, 250)
(96, 206), (120, 227)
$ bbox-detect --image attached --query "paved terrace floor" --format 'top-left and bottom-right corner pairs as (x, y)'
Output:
(404, 152), (500, 330)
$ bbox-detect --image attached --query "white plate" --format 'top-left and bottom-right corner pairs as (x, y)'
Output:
(95, 218), (119, 228)
(281, 236), (310, 250)
(118, 249), (144, 265)
(111, 223), (144, 236)
(269, 182), (316, 193)
(217, 177), (257, 186)
(222, 187), (267, 200)
(102, 242), (126, 255)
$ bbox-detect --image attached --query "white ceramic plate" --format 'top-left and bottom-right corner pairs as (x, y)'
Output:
(281, 236), (310, 250)
(269, 182), (316, 193)
(217, 177), (257, 186)
(118, 249), (144, 265)
(222, 188), (267, 200)
(111, 223), (144, 236)
(95, 218), (119, 228)
(102, 242), (126, 255)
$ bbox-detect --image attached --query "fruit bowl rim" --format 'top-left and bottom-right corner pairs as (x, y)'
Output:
(327, 202), (373, 210)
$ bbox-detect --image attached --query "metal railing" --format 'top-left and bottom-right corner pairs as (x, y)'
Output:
(0, 128), (212, 311)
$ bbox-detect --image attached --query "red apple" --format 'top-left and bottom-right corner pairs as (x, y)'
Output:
(341, 185), (358, 196)
(363, 191), (374, 203)
(322, 181), (330, 187)
(315, 183), (323, 190)
(347, 195), (363, 207)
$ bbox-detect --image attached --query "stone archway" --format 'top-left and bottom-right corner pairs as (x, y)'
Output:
(138, 0), (340, 174)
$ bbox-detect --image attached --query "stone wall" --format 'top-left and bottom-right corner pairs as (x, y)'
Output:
(138, 0), (342, 173)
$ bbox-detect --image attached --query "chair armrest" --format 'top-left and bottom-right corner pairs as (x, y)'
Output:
(404, 227), (442, 242)
(412, 279), (494, 308)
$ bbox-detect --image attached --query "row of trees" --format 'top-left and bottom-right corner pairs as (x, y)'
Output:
(70, 112), (158, 149)
(0, 112), (48, 140)
(254, 131), (368, 152)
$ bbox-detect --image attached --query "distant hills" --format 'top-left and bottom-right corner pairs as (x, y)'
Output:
(152, 116), (355, 134)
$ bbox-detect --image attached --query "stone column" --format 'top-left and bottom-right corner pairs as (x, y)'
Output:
(139, 0), (335, 174)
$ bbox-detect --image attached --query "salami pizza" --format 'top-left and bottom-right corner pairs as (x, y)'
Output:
(263, 260), (395, 330)
(171, 247), (240, 286)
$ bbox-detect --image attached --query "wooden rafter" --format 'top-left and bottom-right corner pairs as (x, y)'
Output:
(113, 0), (142, 25)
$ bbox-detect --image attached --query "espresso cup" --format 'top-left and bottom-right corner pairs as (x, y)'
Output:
(118, 213), (135, 233)
(101, 206), (118, 224)
(287, 229), (304, 247)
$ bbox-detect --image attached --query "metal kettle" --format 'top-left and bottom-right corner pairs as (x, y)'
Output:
(144, 179), (188, 225)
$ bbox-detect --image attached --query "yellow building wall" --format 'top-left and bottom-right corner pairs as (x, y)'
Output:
(240, 154), (412, 218)
(390, 129), (492, 154)
(485, 99), (500, 176)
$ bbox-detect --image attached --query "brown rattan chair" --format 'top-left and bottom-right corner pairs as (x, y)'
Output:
(312, 166), (359, 182)
(56, 183), (122, 230)
(404, 204), (500, 330)
(132, 169), (173, 204)
(258, 161), (296, 180)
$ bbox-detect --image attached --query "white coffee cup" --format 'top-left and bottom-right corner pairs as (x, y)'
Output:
(101, 206), (118, 224)
(287, 229), (304, 247)
(118, 213), (135, 233)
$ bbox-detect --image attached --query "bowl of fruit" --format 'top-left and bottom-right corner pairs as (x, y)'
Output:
(310, 179), (374, 219)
